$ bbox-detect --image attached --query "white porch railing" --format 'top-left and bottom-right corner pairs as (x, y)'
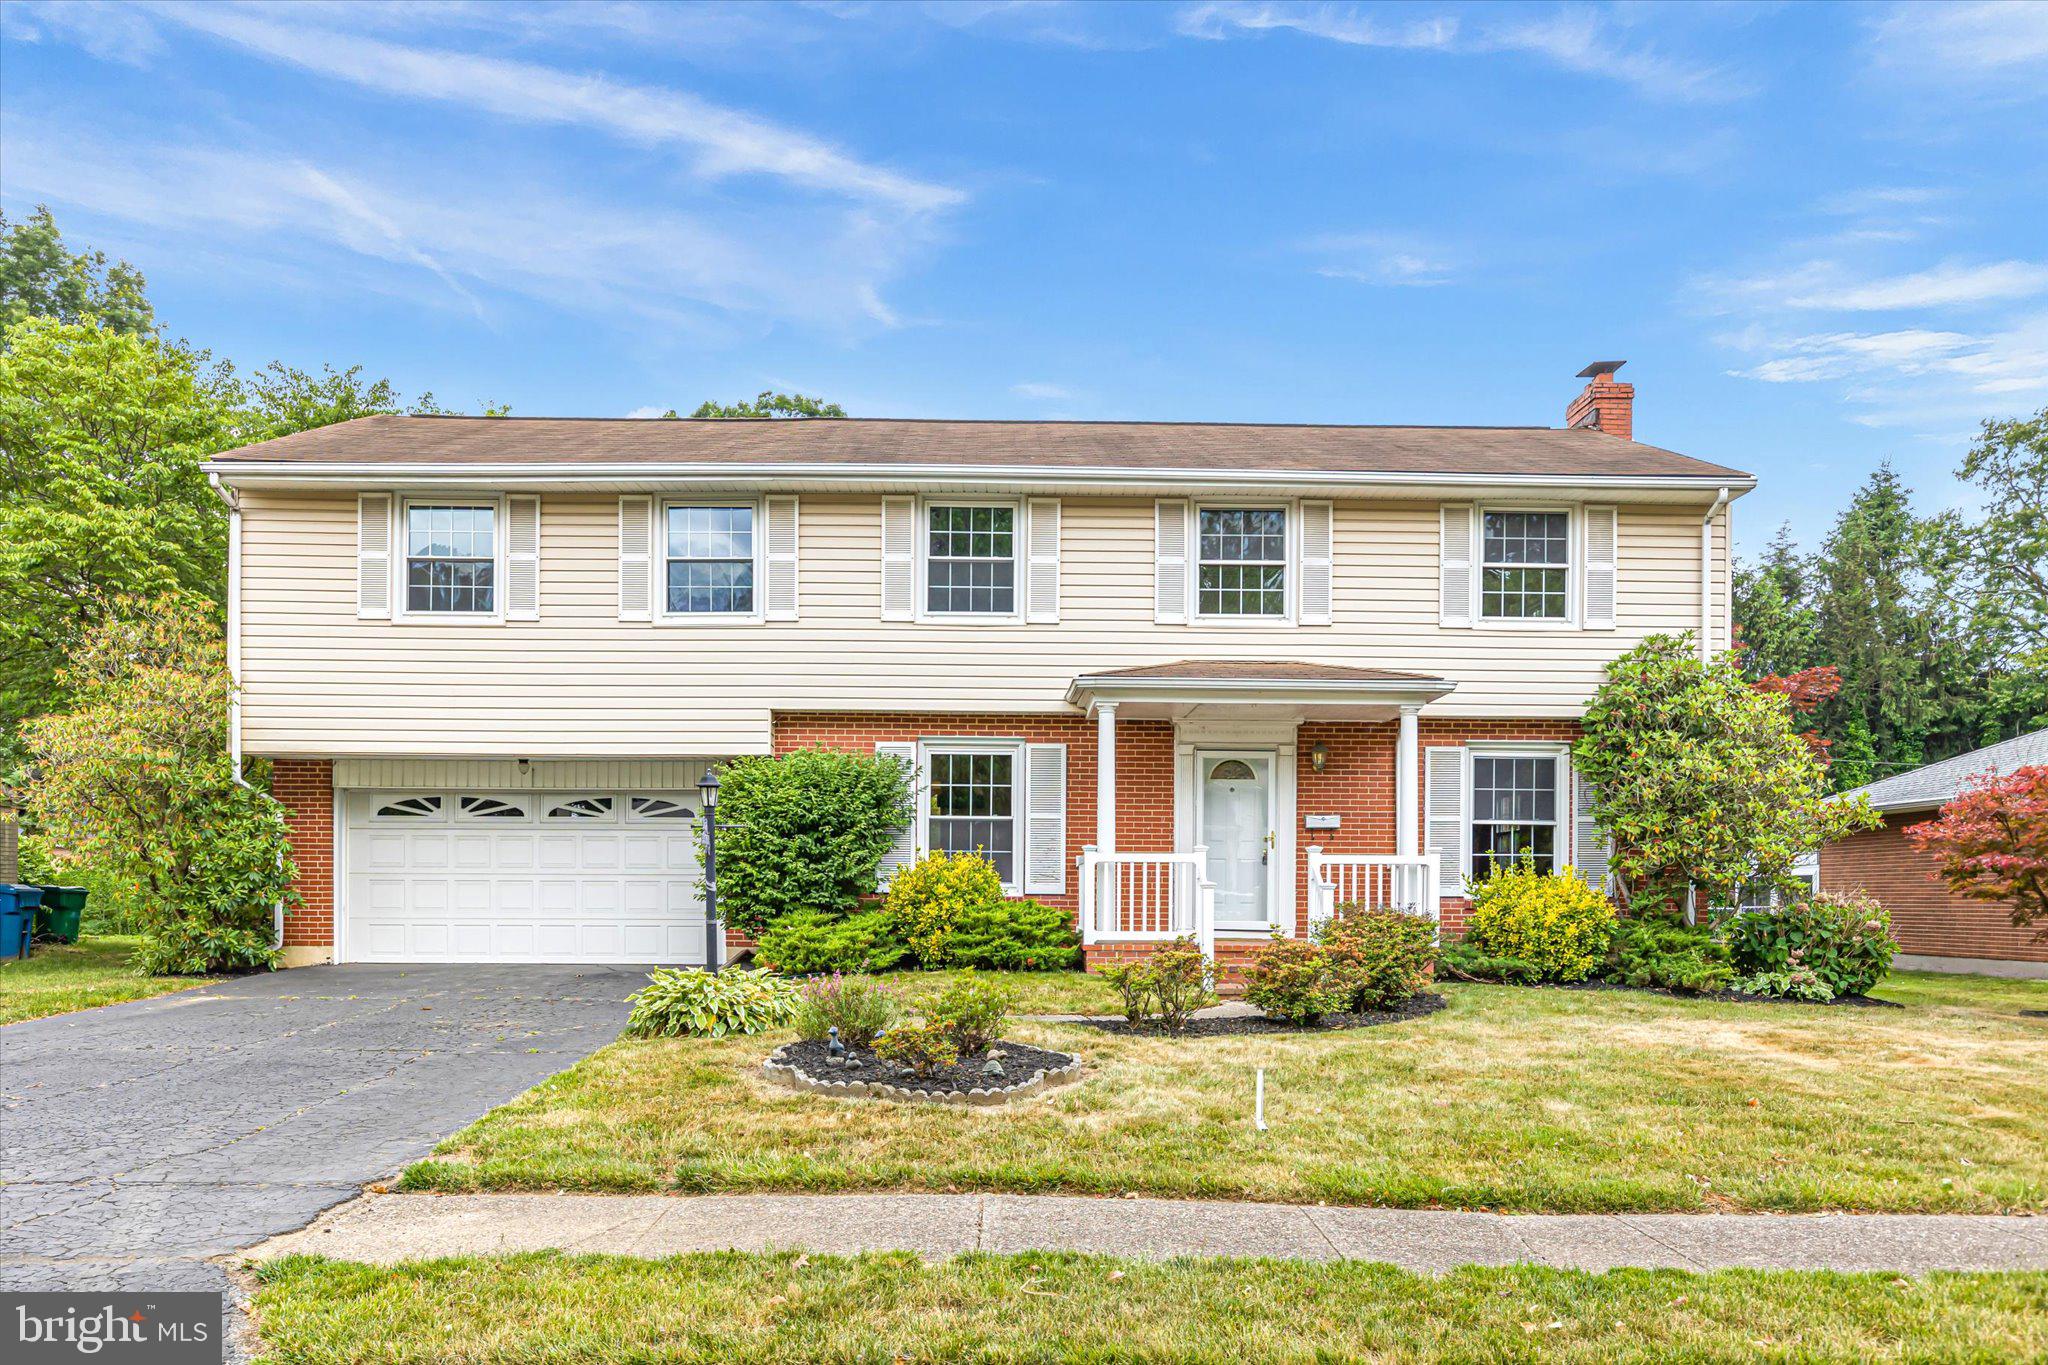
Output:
(1306, 849), (1440, 938)
(1078, 848), (1217, 960)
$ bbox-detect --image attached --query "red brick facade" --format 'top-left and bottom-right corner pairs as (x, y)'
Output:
(1820, 813), (2048, 965)
(272, 758), (336, 951)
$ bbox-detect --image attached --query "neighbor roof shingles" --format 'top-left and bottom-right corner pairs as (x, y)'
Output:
(1838, 728), (2048, 812)
(206, 414), (1748, 480)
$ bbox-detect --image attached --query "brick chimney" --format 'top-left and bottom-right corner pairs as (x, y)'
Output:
(1565, 360), (1633, 440)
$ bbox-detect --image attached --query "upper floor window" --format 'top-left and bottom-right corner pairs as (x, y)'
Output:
(1198, 507), (1287, 618)
(406, 503), (496, 614)
(926, 504), (1017, 616)
(1480, 510), (1569, 621)
(1470, 752), (1562, 879)
(665, 504), (756, 616)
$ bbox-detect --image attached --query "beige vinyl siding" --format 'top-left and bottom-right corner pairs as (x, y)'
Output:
(238, 491), (1729, 757)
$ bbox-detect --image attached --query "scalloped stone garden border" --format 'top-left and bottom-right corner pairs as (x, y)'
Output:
(762, 1043), (1084, 1107)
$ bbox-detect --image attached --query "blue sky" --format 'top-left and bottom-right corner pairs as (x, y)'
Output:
(4, 1), (2045, 554)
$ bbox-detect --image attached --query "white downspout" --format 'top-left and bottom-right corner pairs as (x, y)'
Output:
(1700, 486), (1729, 662)
(211, 474), (282, 951)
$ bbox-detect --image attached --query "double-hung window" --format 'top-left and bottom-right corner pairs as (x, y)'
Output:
(1197, 507), (1287, 618)
(1470, 751), (1563, 879)
(924, 746), (1019, 886)
(664, 504), (756, 616)
(1480, 510), (1570, 622)
(405, 503), (497, 614)
(925, 504), (1017, 616)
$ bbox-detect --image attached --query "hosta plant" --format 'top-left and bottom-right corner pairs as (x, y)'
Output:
(626, 968), (802, 1039)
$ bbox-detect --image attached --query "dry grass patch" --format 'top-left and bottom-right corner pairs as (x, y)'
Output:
(0, 935), (219, 1025)
(404, 973), (2048, 1213)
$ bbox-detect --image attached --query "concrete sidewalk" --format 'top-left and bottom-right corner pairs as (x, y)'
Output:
(248, 1193), (2048, 1275)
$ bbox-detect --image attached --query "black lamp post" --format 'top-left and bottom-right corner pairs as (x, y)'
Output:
(698, 768), (721, 975)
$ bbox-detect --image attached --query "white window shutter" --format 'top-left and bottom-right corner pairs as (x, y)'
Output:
(618, 496), (652, 621)
(1574, 770), (1613, 894)
(881, 497), (916, 621)
(1024, 743), (1066, 895)
(765, 496), (799, 621)
(357, 493), (393, 619)
(506, 495), (540, 621)
(1424, 746), (1469, 901)
(1026, 498), (1061, 624)
(876, 742), (919, 884)
(1583, 504), (1617, 630)
(1439, 503), (1474, 628)
(1299, 499), (1333, 626)
(1154, 499), (1189, 624)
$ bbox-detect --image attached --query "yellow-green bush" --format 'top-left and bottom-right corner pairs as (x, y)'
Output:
(883, 851), (1004, 966)
(1463, 860), (1616, 983)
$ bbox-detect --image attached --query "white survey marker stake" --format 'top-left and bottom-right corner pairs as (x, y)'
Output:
(1254, 1067), (1269, 1131)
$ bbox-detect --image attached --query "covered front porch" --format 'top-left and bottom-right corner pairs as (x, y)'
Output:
(1064, 662), (1455, 963)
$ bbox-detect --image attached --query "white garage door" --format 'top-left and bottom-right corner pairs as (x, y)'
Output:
(341, 790), (704, 963)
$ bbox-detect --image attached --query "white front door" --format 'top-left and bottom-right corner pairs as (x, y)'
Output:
(1198, 751), (1274, 928)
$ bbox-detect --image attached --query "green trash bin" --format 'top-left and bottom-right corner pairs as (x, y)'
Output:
(35, 886), (87, 944)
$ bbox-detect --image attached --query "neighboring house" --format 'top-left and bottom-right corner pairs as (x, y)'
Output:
(203, 361), (1749, 970)
(1821, 729), (2048, 979)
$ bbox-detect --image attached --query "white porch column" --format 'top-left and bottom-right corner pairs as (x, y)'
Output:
(1396, 705), (1421, 857)
(1095, 702), (1117, 854)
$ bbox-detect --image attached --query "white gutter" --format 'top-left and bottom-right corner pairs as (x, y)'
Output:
(210, 473), (280, 950)
(1700, 486), (1730, 661)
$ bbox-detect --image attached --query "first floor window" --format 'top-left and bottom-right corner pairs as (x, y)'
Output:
(1471, 753), (1560, 879)
(666, 504), (755, 615)
(406, 503), (496, 613)
(926, 748), (1017, 884)
(926, 504), (1016, 615)
(1481, 510), (1570, 621)
(1198, 507), (1287, 617)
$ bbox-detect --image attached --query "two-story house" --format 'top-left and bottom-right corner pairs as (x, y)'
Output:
(204, 361), (1750, 970)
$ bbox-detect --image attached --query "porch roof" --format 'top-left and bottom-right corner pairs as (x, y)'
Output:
(1066, 660), (1456, 720)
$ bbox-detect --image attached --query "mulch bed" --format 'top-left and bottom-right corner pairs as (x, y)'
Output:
(1446, 977), (1905, 1009)
(1077, 992), (1448, 1037)
(773, 1038), (1077, 1097)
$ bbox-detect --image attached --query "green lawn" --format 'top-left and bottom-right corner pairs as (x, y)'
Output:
(404, 971), (2048, 1213)
(252, 1252), (2048, 1363)
(0, 935), (218, 1025)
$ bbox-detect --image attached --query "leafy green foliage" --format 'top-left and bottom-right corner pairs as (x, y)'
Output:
(922, 972), (1013, 1054)
(1463, 860), (1616, 984)
(710, 750), (914, 935)
(944, 898), (1080, 971)
(1096, 962), (1154, 1024)
(752, 909), (912, 975)
(884, 850), (1005, 966)
(1315, 906), (1437, 1011)
(19, 599), (293, 974)
(1436, 940), (1547, 985)
(677, 391), (846, 419)
(1733, 965), (1835, 1002)
(1575, 634), (1879, 906)
(792, 973), (901, 1048)
(1, 206), (153, 340)
(1723, 891), (1895, 999)
(1602, 912), (1733, 994)
(625, 968), (801, 1039)
(1242, 938), (1349, 1025)
(1146, 937), (1214, 1031)
(873, 1019), (959, 1075)
(131, 920), (276, 976)
(18, 832), (150, 934)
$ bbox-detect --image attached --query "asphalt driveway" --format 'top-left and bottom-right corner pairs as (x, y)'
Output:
(1, 964), (640, 1307)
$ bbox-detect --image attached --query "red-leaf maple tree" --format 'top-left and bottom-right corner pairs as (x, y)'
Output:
(1907, 765), (2048, 937)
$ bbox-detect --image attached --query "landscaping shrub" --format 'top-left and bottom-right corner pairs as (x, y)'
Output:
(923, 972), (1013, 1054)
(874, 1020), (959, 1076)
(753, 909), (912, 976)
(792, 973), (901, 1048)
(1242, 938), (1349, 1025)
(1316, 906), (1437, 1011)
(944, 898), (1081, 971)
(1603, 912), (1734, 994)
(1724, 890), (1895, 998)
(1734, 964), (1835, 1003)
(17, 835), (151, 935)
(1097, 962), (1153, 1024)
(1146, 936), (1215, 1032)
(1437, 941), (1548, 985)
(625, 968), (802, 1039)
(1463, 859), (1617, 983)
(708, 750), (914, 936)
(131, 920), (277, 976)
(885, 851), (1005, 966)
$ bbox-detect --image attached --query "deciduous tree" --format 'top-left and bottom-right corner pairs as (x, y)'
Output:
(1908, 766), (2048, 940)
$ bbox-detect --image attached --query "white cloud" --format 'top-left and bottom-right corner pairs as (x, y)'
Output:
(147, 3), (964, 214)
(623, 405), (671, 418)
(0, 0), (163, 65)
(1722, 318), (2048, 427)
(1703, 259), (2048, 314)
(1302, 232), (1458, 287)
(1176, 1), (1743, 102)
(1868, 2), (2048, 86)
(1011, 381), (1077, 400)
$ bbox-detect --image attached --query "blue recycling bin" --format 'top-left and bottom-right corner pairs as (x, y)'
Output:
(0, 884), (32, 962)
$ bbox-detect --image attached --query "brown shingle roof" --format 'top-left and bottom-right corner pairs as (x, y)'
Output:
(1080, 661), (1446, 683)
(207, 414), (1748, 480)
